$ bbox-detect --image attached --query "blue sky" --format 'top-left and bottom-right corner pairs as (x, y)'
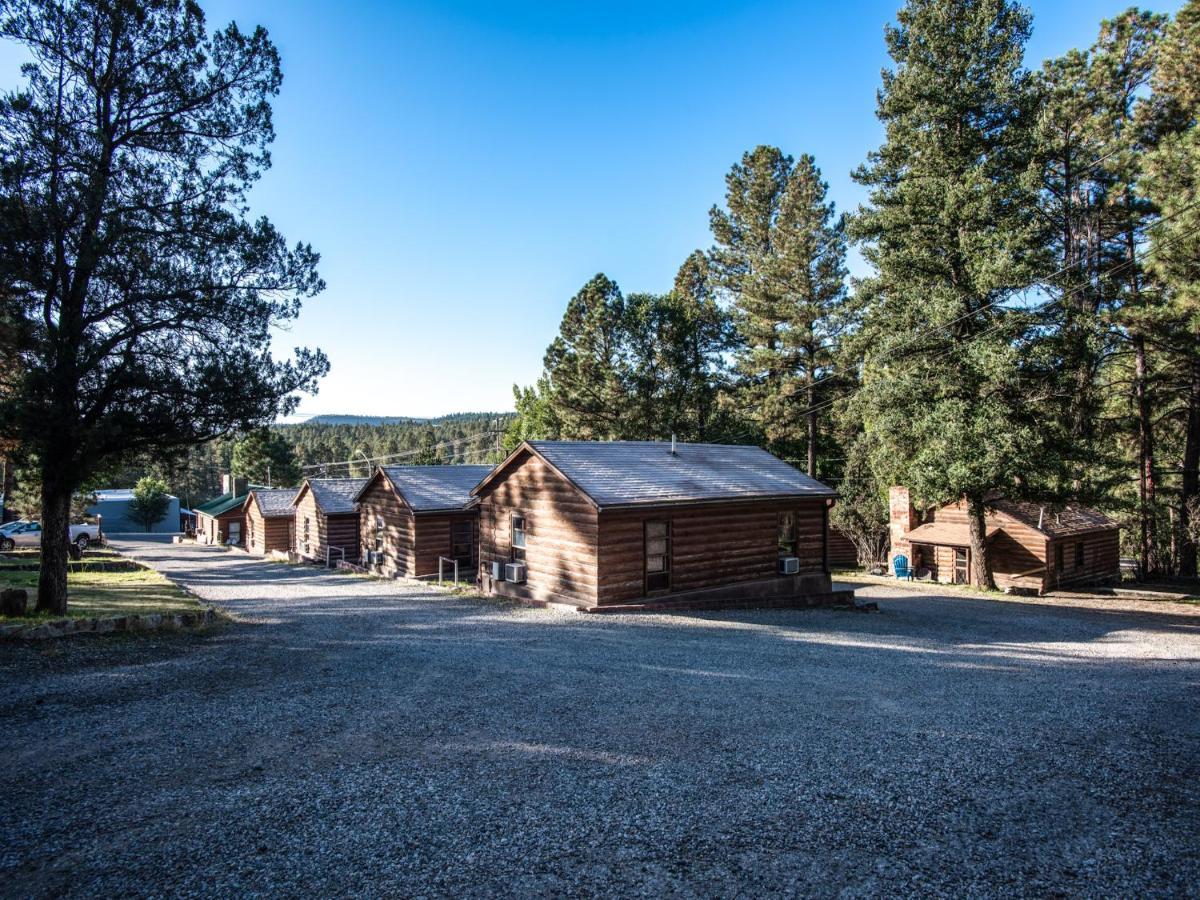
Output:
(0, 0), (1184, 419)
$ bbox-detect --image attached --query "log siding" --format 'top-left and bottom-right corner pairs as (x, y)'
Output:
(293, 488), (360, 564)
(476, 447), (834, 608)
(357, 474), (479, 579)
(245, 503), (293, 556)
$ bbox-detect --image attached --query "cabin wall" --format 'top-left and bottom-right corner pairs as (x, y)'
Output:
(412, 513), (477, 579)
(1046, 530), (1120, 589)
(358, 478), (414, 577)
(596, 498), (829, 606)
(196, 509), (245, 546)
(827, 525), (859, 568)
(477, 451), (599, 606)
(295, 491), (360, 563)
(246, 505), (292, 556)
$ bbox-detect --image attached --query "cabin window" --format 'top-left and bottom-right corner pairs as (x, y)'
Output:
(645, 520), (671, 593)
(1075, 542), (1085, 568)
(248, 519), (255, 547)
(374, 517), (384, 554)
(778, 511), (798, 558)
(451, 520), (474, 563)
(303, 516), (311, 554)
(1055, 543), (1064, 573)
(511, 515), (527, 561)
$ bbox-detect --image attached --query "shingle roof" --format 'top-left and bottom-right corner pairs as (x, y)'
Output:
(993, 499), (1119, 538)
(300, 478), (369, 515)
(906, 521), (1001, 546)
(505, 441), (836, 508)
(250, 489), (297, 518)
(380, 465), (493, 512)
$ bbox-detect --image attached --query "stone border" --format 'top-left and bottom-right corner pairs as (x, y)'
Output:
(0, 607), (219, 641)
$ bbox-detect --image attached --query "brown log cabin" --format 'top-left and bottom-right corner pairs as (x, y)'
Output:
(193, 475), (248, 546)
(889, 486), (1120, 593)
(291, 478), (368, 565)
(242, 488), (296, 556)
(356, 465), (492, 579)
(470, 440), (849, 611)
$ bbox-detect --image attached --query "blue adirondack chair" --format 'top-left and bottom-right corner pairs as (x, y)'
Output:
(893, 554), (915, 581)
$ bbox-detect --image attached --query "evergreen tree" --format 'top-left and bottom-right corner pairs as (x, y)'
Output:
(231, 430), (300, 487)
(709, 147), (848, 473)
(1141, 0), (1200, 573)
(847, 0), (1043, 588)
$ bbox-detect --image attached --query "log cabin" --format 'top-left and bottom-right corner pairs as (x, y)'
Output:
(470, 440), (849, 611)
(356, 465), (493, 579)
(194, 475), (248, 546)
(243, 488), (296, 556)
(291, 477), (368, 565)
(889, 486), (1120, 593)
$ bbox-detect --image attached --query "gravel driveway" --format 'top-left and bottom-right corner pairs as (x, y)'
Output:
(2, 538), (1198, 897)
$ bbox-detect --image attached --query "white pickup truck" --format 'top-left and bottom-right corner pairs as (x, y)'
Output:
(0, 521), (102, 551)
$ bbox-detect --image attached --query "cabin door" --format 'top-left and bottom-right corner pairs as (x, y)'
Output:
(953, 547), (968, 584)
(227, 521), (241, 546)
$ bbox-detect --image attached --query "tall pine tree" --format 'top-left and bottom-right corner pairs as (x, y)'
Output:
(848, 0), (1044, 588)
(709, 147), (848, 474)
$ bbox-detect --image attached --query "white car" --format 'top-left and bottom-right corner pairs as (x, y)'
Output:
(0, 521), (100, 552)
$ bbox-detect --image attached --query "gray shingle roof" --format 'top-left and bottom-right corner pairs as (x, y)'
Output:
(993, 499), (1118, 537)
(380, 465), (493, 512)
(301, 478), (369, 515)
(522, 441), (836, 508)
(251, 489), (297, 518)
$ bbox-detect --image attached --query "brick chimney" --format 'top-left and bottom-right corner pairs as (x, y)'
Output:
(889, 486), (916, 566)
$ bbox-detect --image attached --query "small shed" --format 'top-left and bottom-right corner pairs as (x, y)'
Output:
(356, 465), (492, 579)
(88, 488), (181, 534)
(471, 440), (845, 611)
(889, 487), (1120, 592)
(292, 478), (368, 565)
(243, 488), (296, 556)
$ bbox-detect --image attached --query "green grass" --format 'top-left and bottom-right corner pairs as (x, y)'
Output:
(0, 567), (202, 625)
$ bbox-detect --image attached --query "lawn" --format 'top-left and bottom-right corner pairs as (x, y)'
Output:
(0, 566), (202, 624)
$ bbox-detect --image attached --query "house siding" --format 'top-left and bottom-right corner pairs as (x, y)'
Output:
(245, 503), (293, 556)
(294, 489), (360, 564)
(476, 449), (833, 608)
(196, 509), (245, 546)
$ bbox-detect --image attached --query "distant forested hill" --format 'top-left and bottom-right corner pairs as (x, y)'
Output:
(112, 412), (515, 507)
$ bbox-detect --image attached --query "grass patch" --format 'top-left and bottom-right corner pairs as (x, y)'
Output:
(0, 566), (202, 625)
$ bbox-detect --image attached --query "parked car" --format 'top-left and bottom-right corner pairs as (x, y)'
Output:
(0, 521), (101, 552)
(0, 519), (31, 537)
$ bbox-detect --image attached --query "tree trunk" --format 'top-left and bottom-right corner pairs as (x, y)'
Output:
(806, 381), (816, 478)
(1, 458), (14, 523)
(1133, 332), (1158, 577)
(1180, 349), (1200, 577)
(967, 495), (995, 590)
(35, 468), (72, 615)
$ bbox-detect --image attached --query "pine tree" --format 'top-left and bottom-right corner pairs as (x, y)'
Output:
(848, 0), (1044, 589)
(1141, 0), (1200, 573)
(709, 147), (848, 473)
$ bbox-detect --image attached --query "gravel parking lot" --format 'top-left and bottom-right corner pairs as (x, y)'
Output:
(2, 538), (1198, 897)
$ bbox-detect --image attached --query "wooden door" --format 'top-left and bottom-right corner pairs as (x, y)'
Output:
(953, 547), (968, 584)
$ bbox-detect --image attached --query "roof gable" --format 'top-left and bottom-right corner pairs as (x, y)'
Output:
(378, 465), (493, 513)
(295, 478), (368, 515)
(474, 440), (835, 509)
(196, 492), (247, 518)
(248, 488), (297, 518)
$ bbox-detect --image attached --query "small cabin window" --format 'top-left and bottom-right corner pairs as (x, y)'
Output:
(374, 517), (384, 554)
(303, 516), (311, 554)
(1076, 542), (1085, 568)
(778, 511), (797, 557)
(511, 515), (527, 561)
(645, 520), (671, 593)
(1055, 543), (1064, 573)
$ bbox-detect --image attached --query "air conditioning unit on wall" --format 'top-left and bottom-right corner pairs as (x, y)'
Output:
(505, 561), (527, 584)
(491, 561), (505, 581)
(780, 556), (800, 575)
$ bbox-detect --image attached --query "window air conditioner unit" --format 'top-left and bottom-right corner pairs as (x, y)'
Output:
(780, 556), (800, 575)
(505, 561), (526, 584)
(491, 561), (505, 581)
